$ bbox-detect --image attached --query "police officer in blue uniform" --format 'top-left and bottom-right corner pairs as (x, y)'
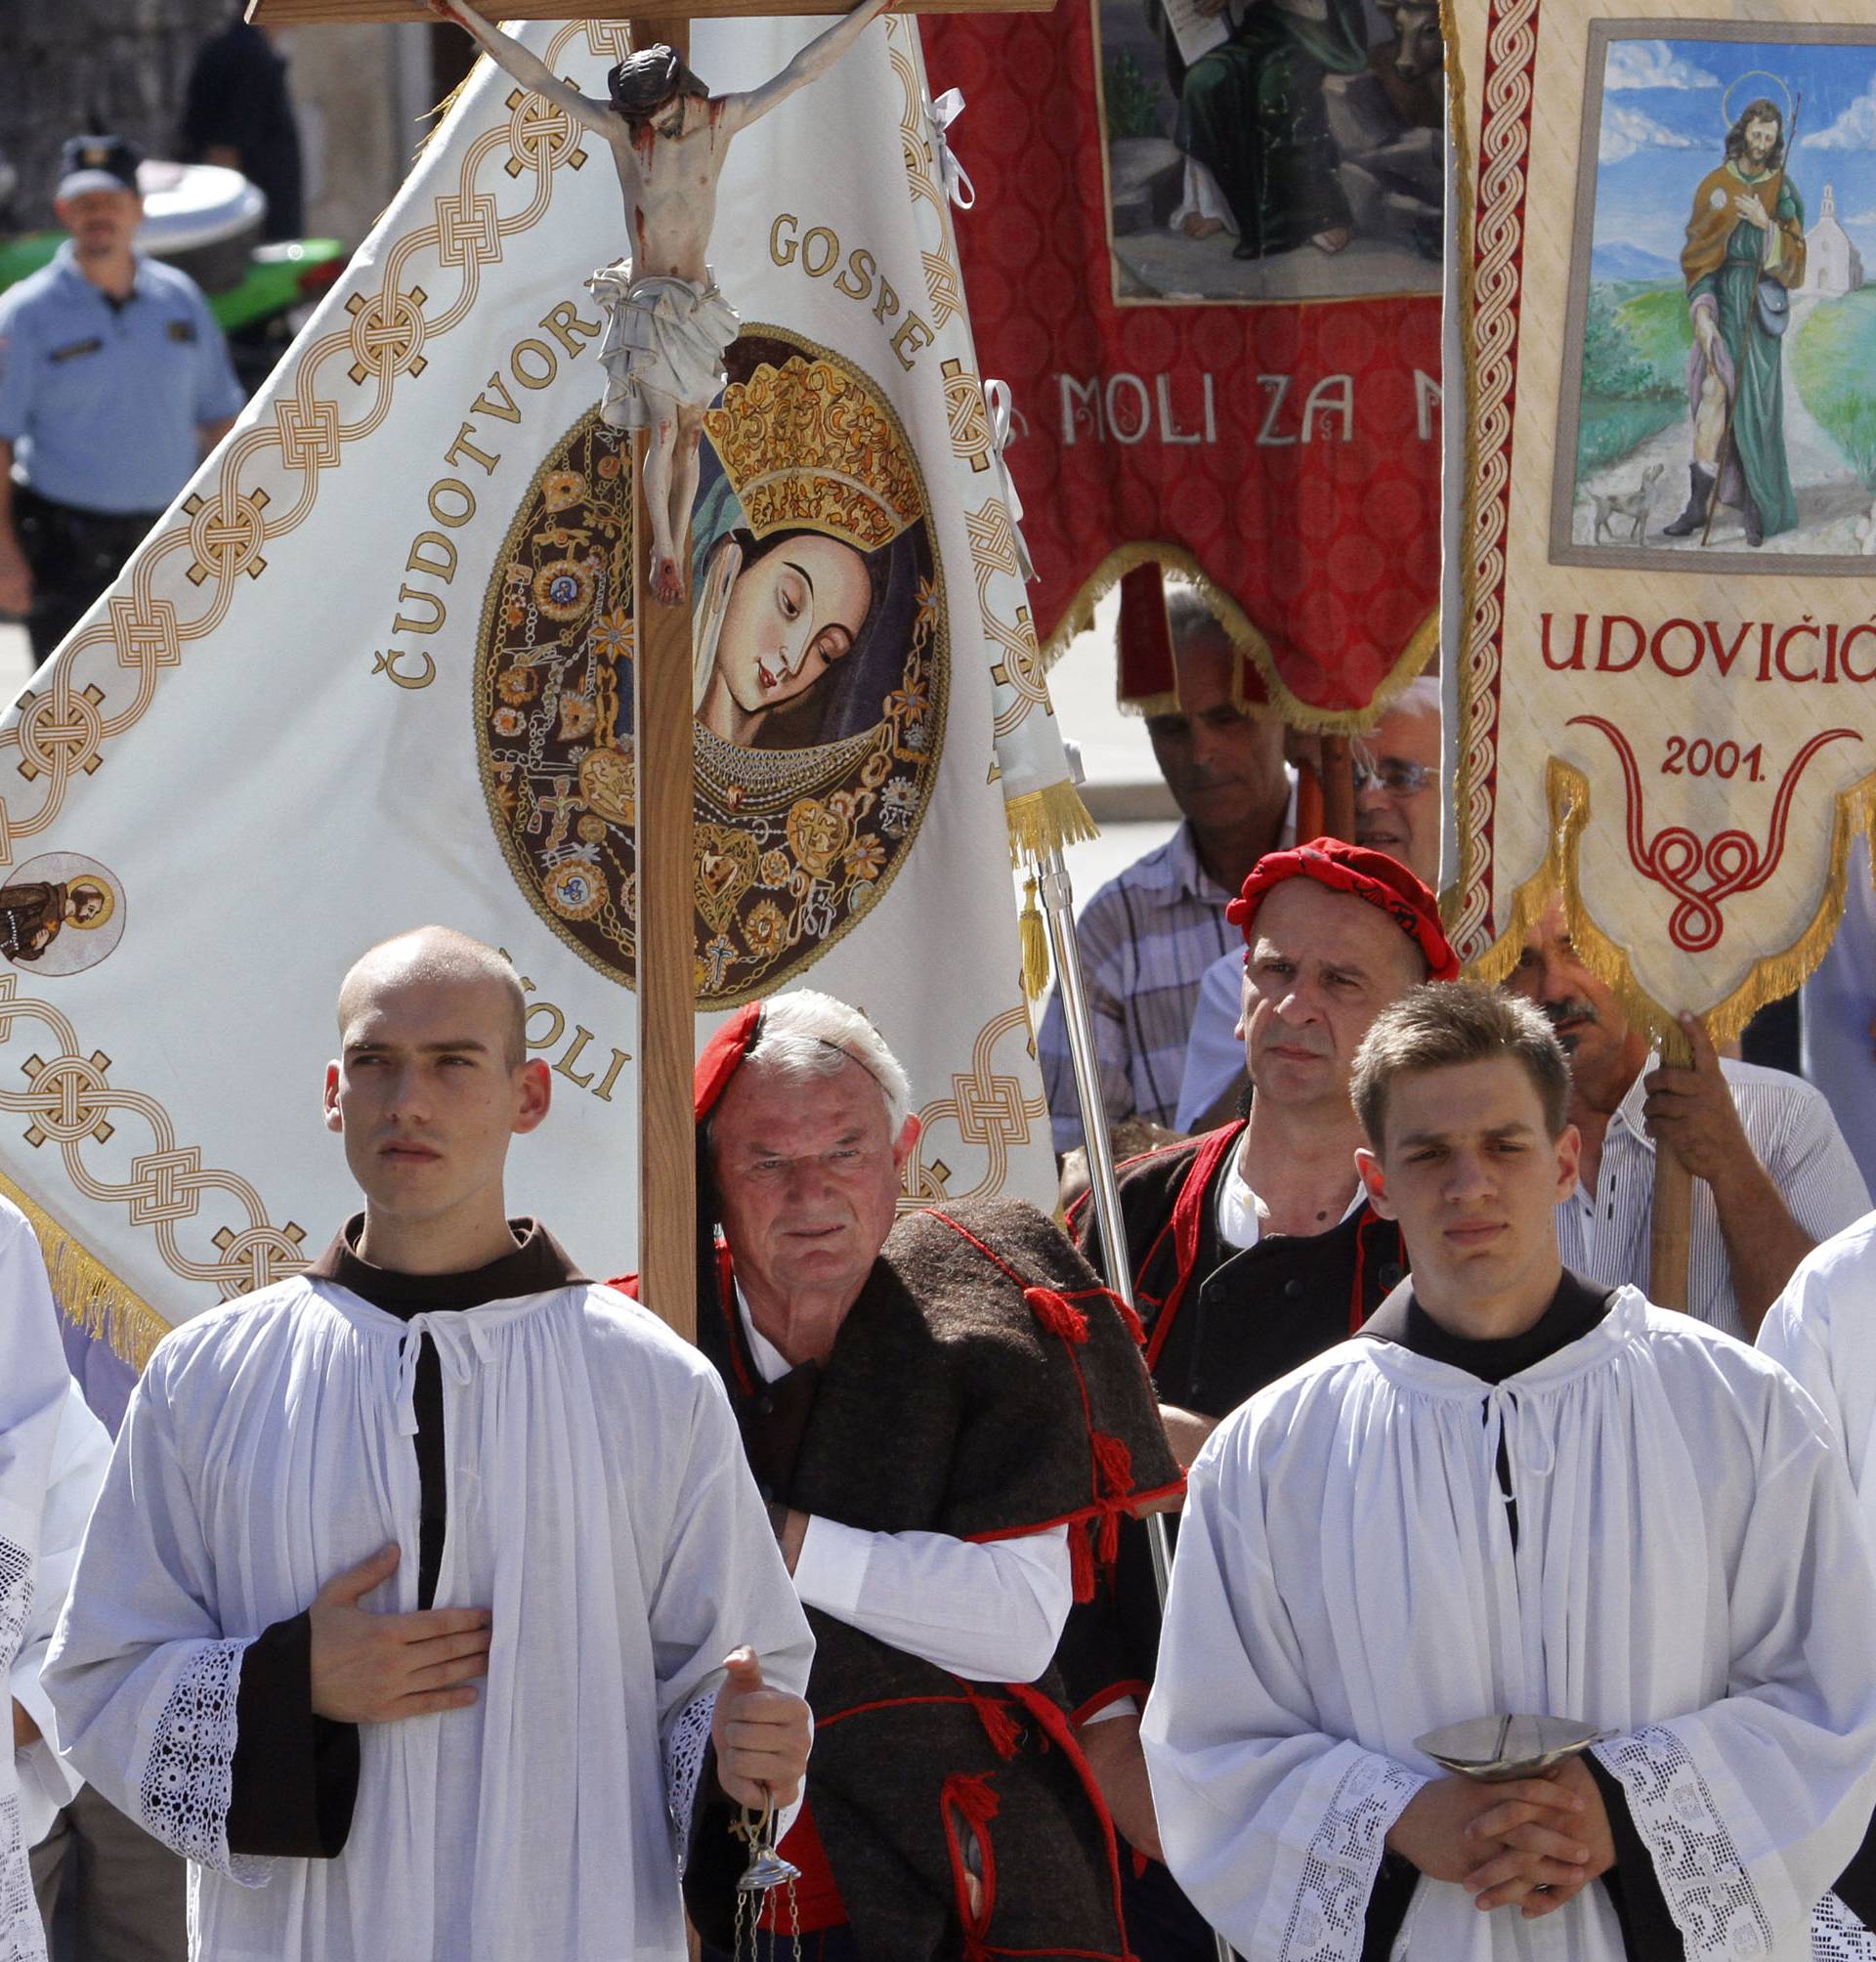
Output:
(0, 137), (244, 665)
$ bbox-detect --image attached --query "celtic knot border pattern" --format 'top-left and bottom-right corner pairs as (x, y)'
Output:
(903, 1005), (1048, 1207)
(0, 25), (627, 1310)
(885, 21), (1057, 774)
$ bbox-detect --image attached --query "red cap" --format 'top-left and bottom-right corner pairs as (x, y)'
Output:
(1225, 837), (1459, 982)
(694, 1002), (763, 1122)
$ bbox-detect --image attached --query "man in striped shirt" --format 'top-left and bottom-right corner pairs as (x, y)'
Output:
(1508, 895), (1867, 1337)
(1038, 590), (1292, 1153)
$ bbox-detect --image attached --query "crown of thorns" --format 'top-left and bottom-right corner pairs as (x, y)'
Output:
(607, 47), (708, 118)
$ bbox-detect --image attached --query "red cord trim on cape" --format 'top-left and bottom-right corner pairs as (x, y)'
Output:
(1004, 1681), (1136, 1962)
(941, 1771), (1002, 1958)
(959, 1482), (1188, 1547)
(1146, 1122), (1245, 1372)
(710, 1240), (756, 1398)
(813, 1691), (1021, 1732)
(923, 1206), (1170, 1597)
(1069, 1681), (1151, 1728)
(813, 1685), (1137, 1962)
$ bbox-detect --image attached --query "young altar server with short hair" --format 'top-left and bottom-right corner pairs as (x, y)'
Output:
(45, 926), (815, 1961)
(1142, 981), (1876, 1960)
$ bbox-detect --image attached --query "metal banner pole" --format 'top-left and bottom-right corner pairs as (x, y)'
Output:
(1035, 743), (1233, 1962)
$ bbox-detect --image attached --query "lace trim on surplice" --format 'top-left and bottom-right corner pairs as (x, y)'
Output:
(665, 1686), (717, 1873)
(1814, 1892), (1876, 1959)
(1, 1789), (45, 1962)
(138, 1639), (267, 1884)
(1276, 1752), (1428, 1962)
(1593, 1725), (1776, 1956)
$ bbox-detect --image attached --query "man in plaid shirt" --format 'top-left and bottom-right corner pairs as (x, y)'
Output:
(1039, 589), (1292, 1154)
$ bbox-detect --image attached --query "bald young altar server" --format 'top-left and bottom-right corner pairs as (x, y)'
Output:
(46, 928), (815, 1960)
(1142, 983), (1876, 1960)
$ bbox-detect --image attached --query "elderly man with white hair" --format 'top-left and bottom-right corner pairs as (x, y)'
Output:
(616, 990), (1181, 1962)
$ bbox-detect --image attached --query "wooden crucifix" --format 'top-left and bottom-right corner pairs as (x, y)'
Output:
(247, 0), (1041, 1340)
(419, 0), (906, 1336)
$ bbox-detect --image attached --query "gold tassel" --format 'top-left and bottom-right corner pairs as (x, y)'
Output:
(1003, 782), (1099, 868)
(1019, 876), (1051, 1002)
(0, 1170), (170, 1372)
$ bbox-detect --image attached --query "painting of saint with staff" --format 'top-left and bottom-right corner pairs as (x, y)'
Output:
(1555, 27), (1876, 572)
(1659, 90), (1805, 547)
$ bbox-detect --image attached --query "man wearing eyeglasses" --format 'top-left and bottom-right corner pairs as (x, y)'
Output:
(1174, 676), (1441, 1132)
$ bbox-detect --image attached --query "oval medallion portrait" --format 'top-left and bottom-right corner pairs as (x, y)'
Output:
(0, 853), (126, 975)
(476, 326), (947, 1004)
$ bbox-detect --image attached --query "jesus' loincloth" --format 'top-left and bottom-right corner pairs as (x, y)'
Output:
(584, 263), (740, 430)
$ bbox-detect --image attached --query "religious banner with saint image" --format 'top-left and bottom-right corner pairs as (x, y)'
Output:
(1449, 3), (1876, 1031)
(919, 0), (1442, 724)
(0, 12), (1075, 1425)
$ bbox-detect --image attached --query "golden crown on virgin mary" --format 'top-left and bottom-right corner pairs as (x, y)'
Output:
(704, 356), (921, 554)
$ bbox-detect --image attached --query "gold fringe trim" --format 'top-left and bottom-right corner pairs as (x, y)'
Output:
(1464, 757), (1876, 1050)
(1018, 876), (1051, 1001)
(1039, 540), (1437, 733)
(1004, 780), (1099, 868)
(0, 1170), (170, 1373)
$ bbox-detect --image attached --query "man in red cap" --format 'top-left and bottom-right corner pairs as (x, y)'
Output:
(625, 988), (1180, 1962)
(1061, 836), (1458, 1959)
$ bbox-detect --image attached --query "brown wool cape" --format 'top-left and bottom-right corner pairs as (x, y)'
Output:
(698, 1197), (1180, 1960)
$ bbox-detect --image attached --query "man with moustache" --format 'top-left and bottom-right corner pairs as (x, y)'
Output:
(1144, 982), (1876, 1958)
(1175, 677), (1441, 1131)
(1060, 838), (1457, 1958)
(1038, 584), (1293, 1150)
(1508, 894), (1864, 1337)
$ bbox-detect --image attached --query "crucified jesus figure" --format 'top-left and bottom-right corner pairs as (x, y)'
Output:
(433, 0), (895, 604)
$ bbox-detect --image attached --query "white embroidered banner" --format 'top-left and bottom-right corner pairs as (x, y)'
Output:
(0, 14), (1075, 1418)
(1446, 2), (1876, 1025)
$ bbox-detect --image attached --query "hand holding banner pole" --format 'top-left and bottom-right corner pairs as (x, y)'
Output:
(1646, 1017), (1695, 1311)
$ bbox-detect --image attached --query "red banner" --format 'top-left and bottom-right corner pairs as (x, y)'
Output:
(921, 0), (1443, 725)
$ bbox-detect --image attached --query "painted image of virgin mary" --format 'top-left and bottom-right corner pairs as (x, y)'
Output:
(688, 342), (927, 751)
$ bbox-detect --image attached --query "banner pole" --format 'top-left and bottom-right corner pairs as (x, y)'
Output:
(1647, 1017), (1695, 1311)
(1036, 744), (1234, 1962)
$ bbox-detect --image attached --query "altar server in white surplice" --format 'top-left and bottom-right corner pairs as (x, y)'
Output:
(1141, 982), (1876, 1962)
(45, 927), (815, 1962)
(1761, 1212), (1876, 1942)
(0, 1198), (72, 1962)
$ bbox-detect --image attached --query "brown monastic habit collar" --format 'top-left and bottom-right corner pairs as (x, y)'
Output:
(307, 1215), (586, 1318)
